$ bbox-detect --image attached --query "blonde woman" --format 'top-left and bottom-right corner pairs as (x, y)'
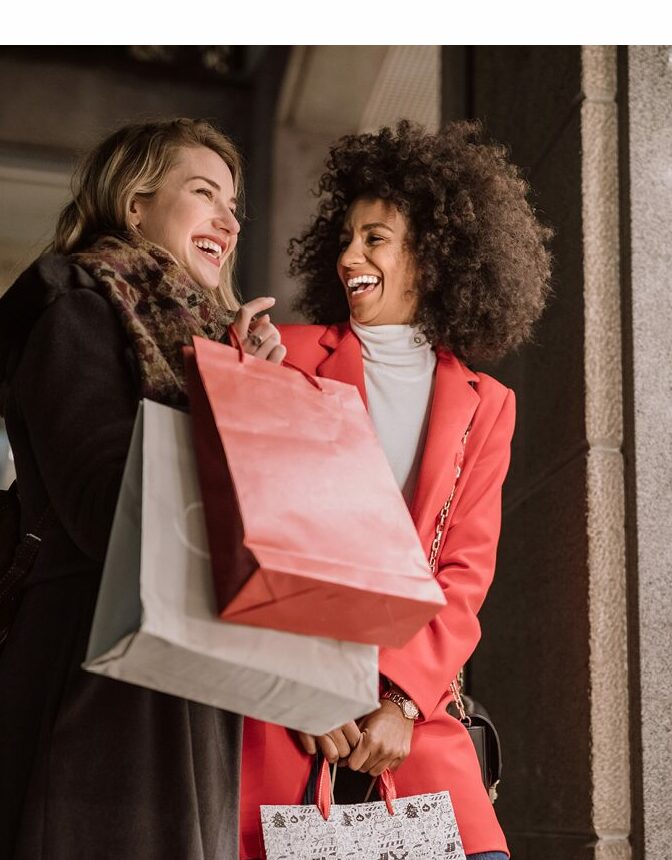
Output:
(0, 119), (283, 859)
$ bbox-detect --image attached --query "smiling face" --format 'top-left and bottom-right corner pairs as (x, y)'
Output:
(129, 145), (240, 290)
(337, 197), (420, 326)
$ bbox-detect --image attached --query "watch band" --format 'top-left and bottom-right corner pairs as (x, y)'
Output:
(382, 689), (420, 720)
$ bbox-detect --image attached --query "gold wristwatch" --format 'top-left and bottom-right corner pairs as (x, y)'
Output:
(381, 688), (420, 720)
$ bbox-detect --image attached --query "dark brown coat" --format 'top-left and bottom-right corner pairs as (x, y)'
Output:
(0, 255), (240, 860)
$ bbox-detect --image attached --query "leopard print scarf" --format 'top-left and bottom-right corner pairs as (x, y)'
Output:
(74, 233), (235, 408)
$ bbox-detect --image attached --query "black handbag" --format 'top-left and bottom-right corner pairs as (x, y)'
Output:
(446, 683), (502, 803)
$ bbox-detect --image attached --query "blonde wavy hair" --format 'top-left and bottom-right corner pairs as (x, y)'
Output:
(51, 118), (243, 310)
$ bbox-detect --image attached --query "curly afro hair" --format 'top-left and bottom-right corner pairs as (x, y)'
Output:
(289, 119), (553, 363)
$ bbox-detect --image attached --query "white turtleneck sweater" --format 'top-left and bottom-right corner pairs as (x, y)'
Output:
(350, 318), (437, 505)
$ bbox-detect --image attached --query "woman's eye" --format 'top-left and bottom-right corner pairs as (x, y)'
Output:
(367, 234), (384, 245)
(195, 187), (213, 200)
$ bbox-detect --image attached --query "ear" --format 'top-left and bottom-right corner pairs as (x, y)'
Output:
(128, 196), (143, 230)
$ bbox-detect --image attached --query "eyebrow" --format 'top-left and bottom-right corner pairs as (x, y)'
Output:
(339, 221), (394, 236)
(186, 175), (238, 206)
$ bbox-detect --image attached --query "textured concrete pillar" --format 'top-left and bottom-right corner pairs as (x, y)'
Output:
(443, 46), (631, 858)
(582, 45), (630, 860)
(623, 45), (672, 858)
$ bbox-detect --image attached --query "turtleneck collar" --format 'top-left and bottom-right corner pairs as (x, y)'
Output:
(350, 317), (433, 368)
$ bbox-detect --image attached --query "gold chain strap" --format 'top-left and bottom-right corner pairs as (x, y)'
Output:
(428, 423), (472, 722)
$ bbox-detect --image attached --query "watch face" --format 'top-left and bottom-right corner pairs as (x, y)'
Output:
(403, 699), (419, 719)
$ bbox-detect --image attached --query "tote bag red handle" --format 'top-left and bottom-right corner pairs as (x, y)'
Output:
(315, 757), (397, 820)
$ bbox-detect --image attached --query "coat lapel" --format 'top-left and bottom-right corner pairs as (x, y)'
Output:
(316, 324), (368, 406)
(408, 351), (480, 547)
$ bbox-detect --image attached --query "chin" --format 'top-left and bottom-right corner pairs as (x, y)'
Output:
(190, 269), (219, 292)
(351, 307), (374, 323)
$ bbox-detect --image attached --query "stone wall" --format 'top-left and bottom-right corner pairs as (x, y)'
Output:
(623, 45), (672, 859)
(444, 46), (632, 859)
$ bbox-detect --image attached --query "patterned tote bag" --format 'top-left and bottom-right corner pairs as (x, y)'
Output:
(260, 758), (466, 860)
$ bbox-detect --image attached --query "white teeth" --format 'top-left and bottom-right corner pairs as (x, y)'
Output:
(193, 238), (222, 257)
(347, 275), (380, 288)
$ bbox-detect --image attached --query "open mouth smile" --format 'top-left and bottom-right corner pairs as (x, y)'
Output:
(192, 237), (224, 266)
(347, 274), (380, 296)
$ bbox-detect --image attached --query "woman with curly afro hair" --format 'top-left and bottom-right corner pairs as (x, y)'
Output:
(240, 120), (552, 860)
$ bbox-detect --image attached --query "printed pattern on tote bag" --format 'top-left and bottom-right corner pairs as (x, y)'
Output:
(261, 790), (466, 860)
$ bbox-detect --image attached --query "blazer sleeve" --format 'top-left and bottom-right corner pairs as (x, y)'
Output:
(13, 288), (138, 563)
(378, 387), (516, 720)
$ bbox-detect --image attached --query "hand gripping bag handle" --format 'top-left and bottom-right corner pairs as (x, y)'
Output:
(314, 757), (397, 820)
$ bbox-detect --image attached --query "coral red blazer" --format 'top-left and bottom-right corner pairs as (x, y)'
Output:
(240, 323), (514, 859)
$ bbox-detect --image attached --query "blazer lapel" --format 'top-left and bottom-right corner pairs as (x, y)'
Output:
(409, 351), (480, 548)
(316, 324), (368, 405)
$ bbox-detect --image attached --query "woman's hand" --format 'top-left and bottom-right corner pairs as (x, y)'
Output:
(296, 721), (361, 764)
(347, 699), (414, 777)
(231, 296), (286, 364)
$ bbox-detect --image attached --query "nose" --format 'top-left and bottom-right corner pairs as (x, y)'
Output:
(213, 207), (240, 236)
(339, 237), (365, 268)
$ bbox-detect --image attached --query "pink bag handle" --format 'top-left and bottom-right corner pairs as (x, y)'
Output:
(315, 757), (397, 820)
(226, 324), (323, 391)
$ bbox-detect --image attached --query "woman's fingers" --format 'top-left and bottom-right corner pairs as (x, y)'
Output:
(304, 721), (362, 764)
(295, 731), (354, 762)
(346, 705), (413, 775)
(296, 732), (317, 755)
(353, 742), (394, 776)
(232, 303), (286, 364)
(330, 725), (361, 759)
(231, 296), (276, 340)
(357, 737), (389, 775)
(367, 754), (392, 778)
(249, 320), (281, 359)
(328, 721), (361, 761)
(266, 343), (287, 365)
(327, 733), (350, 761)
(346, 732), (371, 772)
(341, 721), (361, 748)
(316, 734), (340, 764)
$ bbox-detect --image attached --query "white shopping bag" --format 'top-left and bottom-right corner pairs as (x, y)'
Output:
(84, 400), (379, 734)
(261, 760), (467, 860)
